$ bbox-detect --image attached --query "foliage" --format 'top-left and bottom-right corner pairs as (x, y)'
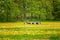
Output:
(0, 0), (20, 22)
(53, 0), (60, 20)
(0, 0), (60, 22)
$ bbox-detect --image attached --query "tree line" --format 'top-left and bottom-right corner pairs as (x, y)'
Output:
(0, 0), (60, 22)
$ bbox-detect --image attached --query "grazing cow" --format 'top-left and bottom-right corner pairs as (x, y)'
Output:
(36, 22), (39, 24)
(26, 22), (31, 24)
(24, 22), (31, 24)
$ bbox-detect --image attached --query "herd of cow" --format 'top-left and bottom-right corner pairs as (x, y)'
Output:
(24, 22), (41, 25)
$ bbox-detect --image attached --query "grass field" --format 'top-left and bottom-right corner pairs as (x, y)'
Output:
(0, 22), (60, 40)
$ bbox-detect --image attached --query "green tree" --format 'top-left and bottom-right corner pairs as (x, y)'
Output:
(24, 0), (54, 21)
(53, 0), (60, 20)
(0, 0), (20, 22)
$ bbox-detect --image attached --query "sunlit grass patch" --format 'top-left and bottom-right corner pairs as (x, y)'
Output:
(0, 22), (60, 29)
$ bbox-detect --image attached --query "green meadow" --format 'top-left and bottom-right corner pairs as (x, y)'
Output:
(0, 22), (60, 40)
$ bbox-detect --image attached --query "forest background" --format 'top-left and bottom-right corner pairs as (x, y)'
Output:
(0, 0), (60, 22)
